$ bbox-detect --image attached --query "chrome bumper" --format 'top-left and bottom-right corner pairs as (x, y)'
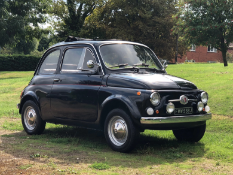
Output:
(140, 113), (212, 124)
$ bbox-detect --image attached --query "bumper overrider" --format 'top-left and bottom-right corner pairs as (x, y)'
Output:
(140, 113), (212, 124)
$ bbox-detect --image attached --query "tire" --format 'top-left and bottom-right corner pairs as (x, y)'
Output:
(21, 100), (46, 135)
(172, 123), (206, 142)
(104, 109), (139, 153)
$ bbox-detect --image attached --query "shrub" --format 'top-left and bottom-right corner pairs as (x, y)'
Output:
(89, 162), (110, 170)
(226, 52), (233, 63)
(0, 55), (41, 71)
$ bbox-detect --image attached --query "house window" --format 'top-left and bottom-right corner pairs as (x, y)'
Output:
(190, 44), (196, 51)
(207, 45), (217, 52)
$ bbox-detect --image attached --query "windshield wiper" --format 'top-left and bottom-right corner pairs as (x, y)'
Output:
(109, 63), (128, 68)
(133, 63), (149, 67)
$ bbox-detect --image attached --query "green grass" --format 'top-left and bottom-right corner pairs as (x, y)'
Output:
(90, 162), (110, 170)
(166, 63), (233, 116)
(0, 64), (233, 174)
(0, 71), (33, 118)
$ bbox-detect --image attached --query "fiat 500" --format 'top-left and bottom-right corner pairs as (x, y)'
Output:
(17, 37), (211, 152)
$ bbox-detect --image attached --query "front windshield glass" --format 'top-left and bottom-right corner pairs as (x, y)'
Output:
(100, 44), (162, 70)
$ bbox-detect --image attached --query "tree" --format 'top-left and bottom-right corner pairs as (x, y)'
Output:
(51, 0), (103, 40)
(174, 0), (233, 66)
(0, 0), (52, 47)
(14, 38), (38, 55)
(38, 36), (52, 52)
(83, 0), (188, 61)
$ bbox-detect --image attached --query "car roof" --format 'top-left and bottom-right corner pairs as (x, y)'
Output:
(49, 40), (148, 49)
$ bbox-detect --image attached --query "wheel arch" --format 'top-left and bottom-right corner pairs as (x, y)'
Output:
(19, 92), (40, 114)
(99, 95), (140, 130)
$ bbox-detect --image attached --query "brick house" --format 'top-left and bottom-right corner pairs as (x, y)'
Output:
(177, 45), (223, 63)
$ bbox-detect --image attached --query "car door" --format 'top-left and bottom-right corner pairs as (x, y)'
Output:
(31, 48), (61, 120)
(50, 45), (103, 122)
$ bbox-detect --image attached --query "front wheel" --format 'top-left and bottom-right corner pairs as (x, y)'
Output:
(104, 109), (139, 153)
(173, 123), (206, 142)
(21, 100), (46, 135)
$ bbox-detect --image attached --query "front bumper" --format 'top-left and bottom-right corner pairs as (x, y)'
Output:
(140, 113), (212, 124)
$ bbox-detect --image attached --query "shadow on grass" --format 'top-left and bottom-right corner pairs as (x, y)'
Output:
(1, 126), (206, 168)
(0, 77), (22, 80)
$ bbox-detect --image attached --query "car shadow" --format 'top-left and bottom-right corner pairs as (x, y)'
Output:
(1, 126), (206, 168)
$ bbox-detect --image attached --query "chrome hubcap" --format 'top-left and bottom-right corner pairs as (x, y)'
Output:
(108, 116), (128, 146)
(24, 106), (37, 130)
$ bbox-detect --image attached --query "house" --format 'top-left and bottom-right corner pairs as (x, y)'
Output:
(177, 45), (223, 63)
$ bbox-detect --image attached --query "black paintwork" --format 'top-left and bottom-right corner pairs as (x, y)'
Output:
(19, 40), (208, 131)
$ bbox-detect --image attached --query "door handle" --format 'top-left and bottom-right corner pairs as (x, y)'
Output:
(54, 79), (61, 82)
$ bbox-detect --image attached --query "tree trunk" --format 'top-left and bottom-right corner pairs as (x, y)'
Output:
(175, 34), (178, 63)
(220, 35), (228, 67)
(222, 50), (228, 67)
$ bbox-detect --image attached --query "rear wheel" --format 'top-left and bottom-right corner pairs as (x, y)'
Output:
(104, 109), (139, 152)
(173, 123), (206, 142)
(21, 100), (46, 135)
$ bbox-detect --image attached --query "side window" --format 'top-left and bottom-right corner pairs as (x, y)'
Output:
(61, 48), (96, 73)
(39, 50), (60, 74)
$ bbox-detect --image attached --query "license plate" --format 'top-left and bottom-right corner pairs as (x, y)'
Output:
(174, 107), (193, 115)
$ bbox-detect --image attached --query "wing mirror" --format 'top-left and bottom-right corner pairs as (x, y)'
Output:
(87, 60), (101, 69)
(162, 60), (168, 69)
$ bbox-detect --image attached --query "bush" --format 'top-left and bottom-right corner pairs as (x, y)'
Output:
(226, 52), (233, 63)
(89, 162), (110, 170)
(0, 55), (41, 71)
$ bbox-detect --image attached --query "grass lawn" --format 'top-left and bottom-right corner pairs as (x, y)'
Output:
(0, 63), (233, 174)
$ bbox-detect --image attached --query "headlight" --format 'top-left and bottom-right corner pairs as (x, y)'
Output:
(201, 92), (208, 104)
(166, 102), (175, 114)
(197, 101), (204, 112)
(150, 92), (160, 106)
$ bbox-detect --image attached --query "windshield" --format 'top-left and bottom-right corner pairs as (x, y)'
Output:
(100, 44), (162, 70)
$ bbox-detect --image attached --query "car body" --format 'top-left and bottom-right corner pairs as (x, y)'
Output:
(18, 37), (211, 152)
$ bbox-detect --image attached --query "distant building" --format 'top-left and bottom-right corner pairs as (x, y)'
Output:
(176, 45), (223, 63)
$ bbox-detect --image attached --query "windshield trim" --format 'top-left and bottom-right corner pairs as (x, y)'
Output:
(99, 43), (164, 72)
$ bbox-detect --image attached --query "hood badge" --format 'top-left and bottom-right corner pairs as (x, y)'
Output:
(180, 95), (189, 105)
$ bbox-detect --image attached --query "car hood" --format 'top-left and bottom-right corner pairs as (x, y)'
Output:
(106, 73), (197, 90)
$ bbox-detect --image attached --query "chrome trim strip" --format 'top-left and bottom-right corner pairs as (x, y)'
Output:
(140, 113), (212, 124)
(168, 99), (180, 102)
(168, 99), (197, 102)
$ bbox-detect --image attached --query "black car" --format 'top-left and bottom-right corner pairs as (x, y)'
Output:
(17, 36), (211, 152)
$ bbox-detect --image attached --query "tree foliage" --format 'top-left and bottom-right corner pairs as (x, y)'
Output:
(51, 0), (103, 40)
(174, 0), (233, 66)
(82, 0), (188, 61)
(0, 0), (52, 47)
(38, 36), (52, 52)
(14, 38), (38, 55)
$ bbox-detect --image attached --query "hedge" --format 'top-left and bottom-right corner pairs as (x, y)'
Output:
(0, 55), (41, 71)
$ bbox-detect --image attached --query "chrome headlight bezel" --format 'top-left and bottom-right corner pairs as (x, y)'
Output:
(150, 92), (160, 106)
(201, 92), (208, 104)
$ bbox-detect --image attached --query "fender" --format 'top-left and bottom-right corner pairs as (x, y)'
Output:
(19, 91), (40, 113)
(100, 94), (142, 121)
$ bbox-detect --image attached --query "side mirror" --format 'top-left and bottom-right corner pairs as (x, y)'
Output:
(162, 60), (168, 69)
(87, 60), (95, 68)
(87, 60), (101, 69)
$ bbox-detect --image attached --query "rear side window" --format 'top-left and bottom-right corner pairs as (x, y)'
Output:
(39, 50), (60, 74)
(61, 48), (96, 73)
